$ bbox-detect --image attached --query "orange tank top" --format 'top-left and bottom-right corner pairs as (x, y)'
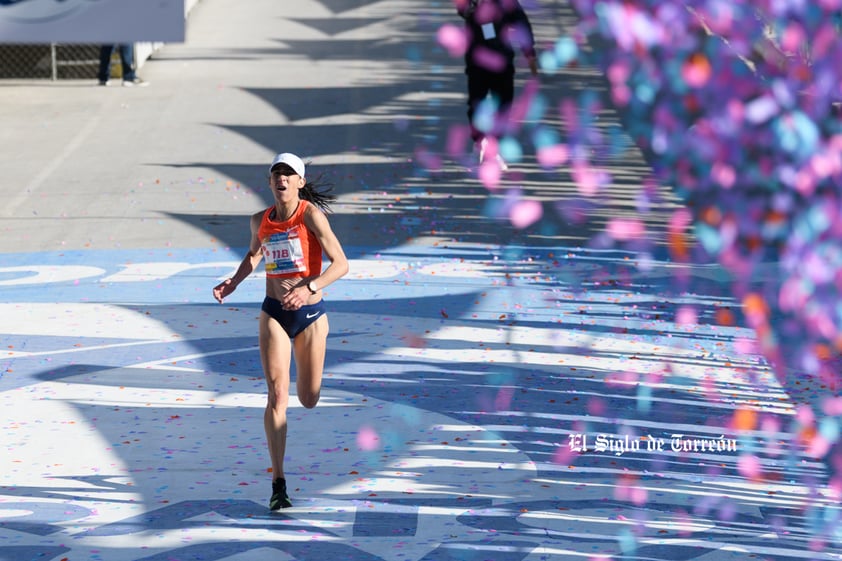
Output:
(258, 200), (322, 278)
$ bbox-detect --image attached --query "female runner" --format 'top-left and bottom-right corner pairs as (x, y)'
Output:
(213, 152), (349, 509)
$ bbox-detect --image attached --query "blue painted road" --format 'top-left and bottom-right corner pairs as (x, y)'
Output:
(3, 244), (840, 560)
(2, 0), (842, 559)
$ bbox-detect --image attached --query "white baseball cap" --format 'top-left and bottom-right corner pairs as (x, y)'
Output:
(269, 152), (305, 178)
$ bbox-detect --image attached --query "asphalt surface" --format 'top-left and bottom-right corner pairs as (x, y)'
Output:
(1, 1), (841, 560)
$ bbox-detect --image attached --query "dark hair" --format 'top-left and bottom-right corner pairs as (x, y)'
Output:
(270, 162), (336, 213)
(301, 172), (336, 213)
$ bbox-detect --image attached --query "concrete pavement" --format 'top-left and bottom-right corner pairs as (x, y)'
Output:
(1, 1), (841, 560)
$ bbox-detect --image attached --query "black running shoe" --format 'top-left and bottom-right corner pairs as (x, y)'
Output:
(269, 478), (292, 510)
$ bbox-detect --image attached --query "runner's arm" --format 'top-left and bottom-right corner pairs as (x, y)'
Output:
(213, 212), (264, 303)
(303, 205), (349, 292)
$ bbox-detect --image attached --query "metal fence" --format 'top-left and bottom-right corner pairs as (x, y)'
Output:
(0, 44), (111, 80)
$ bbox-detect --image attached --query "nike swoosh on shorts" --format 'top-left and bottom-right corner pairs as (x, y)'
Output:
(306, 312), (320, 319)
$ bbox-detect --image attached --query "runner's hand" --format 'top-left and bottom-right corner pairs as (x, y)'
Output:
(281, 286), (308, 310)
(213, 279), (235, 303)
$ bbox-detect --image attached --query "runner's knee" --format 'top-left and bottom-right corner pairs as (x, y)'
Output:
(267, 384), (289, 411)
(298, 390), (320, 409)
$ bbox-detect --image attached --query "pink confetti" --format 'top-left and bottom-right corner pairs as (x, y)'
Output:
(552, 445), (580, 466)
(509, 200), (542, 229)
(478, 160), (503, 189)
(356, 426), (380, 451)
(823, 397), (842, 416)
(606, 218), (645, 241)
(494, 387), (514, 411)
(796, 404), (815, 426)
(675, 306), (697, 325)
(447, 124), (472, 158)
(734, 337), (757, 355)
(572, 163), (607, 196)
(536, 144), (569, 168)
(737, 454), (761, 479)
(436, 24), (468, 57)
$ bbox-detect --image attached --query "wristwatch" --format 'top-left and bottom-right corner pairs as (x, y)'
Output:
(307, 280), (318, 294)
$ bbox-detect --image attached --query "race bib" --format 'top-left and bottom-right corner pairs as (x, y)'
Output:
(262, 230), (305, 275)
